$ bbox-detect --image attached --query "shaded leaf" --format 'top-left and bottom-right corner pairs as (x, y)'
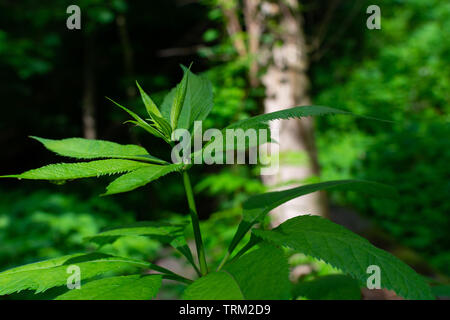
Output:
(254, 215), (434, 300)
(228, 180), (396, 254)
(292, 274), (361, 300)
(183, 271), (243, 300)
(431, 285), (450, 298)
(85, 221), (187, 246)
(55, 275), (162, 300)
(183, 245), (290, 300)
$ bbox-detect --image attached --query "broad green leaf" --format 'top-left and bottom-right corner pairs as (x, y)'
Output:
(1, 159), (150, 181)
(225, 105), (391, 132)
(253, 215), (434, 300)
(161, 67), (213, 131)
(160, 87), (175, 122)
(228, 180), (396, 254)
(0, 253), (151, 295)
(292, 274), (361, 300)
(183, 245), (291, 300)
(224, 244), (291, 299)
(103, 163), (183, 195)
(85, 221), (187, 246)
(178, 65), (213, 130)
(55, 275), (162, 300)
(183, 271), (244, 300)
(170, 66), (189, 129)
(30, 136), (166, 164)
(136, 81), (162, 118)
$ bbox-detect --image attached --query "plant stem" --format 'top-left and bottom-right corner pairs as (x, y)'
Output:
(183, 171), (208, 276)
(217, 234), (260, 271)
(216, 251), (230, 271)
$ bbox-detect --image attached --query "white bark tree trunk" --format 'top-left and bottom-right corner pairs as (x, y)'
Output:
(219, 0), (328, 226)
(260, 0), (327, 226)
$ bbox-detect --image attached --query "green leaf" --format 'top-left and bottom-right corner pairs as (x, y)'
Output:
(103, 163), (183, 195)
(170, 66), (189, 129)
(136, 81), (172, 137)
(30, 136), (166, 164)
(225, 105), (391, 132)
(431, 285), (450, 298)
(161, 66), (213, 131)
(90, 220), (198, 275)
(228, 180), (396, 254)
(292, 274), (361, 300)
(183, 245), (291, 300)
(85, 221), (187, 246)
(1, 159), (151, 181)
(136, 81), (162, 118)
(183, 272), (244, 300)
(107, 97), (168, 142)
(224, 244), (291, 299)
(0, 253), (151, 295)
(55, 275), (162, 300)
(253, 215), (434, 300)
(169, 236), (200, 276)
(125, 119), (168, 141)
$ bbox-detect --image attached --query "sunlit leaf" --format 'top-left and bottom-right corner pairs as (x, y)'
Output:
(1, 159), (151, 181)
(30, 136), (166, 164)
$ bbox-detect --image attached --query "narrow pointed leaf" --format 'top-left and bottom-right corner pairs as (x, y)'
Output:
(103, 163), (183, 195)
(30, 136), (166, 164)
(108, 97), (168, 141)
(228, 180), (396, 254)
(170, 66), (189, 129)
(125, 120), (168, 141)
(225, 105), (391, 132)
(254, 215), (434, 300)
(55, 275), (162, 300)
(1, 159), (151, 181)
(136, 81), (162, 118)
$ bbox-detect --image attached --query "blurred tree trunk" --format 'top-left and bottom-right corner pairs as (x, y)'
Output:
(82, 33), (97, 139)
(259, 0), (328, 226)
(221, 0), (328, 225)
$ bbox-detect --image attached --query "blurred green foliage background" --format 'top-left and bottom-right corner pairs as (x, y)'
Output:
(0, 0), (448, 298)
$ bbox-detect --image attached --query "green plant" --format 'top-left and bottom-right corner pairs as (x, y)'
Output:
(0, 67), (435, 300)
